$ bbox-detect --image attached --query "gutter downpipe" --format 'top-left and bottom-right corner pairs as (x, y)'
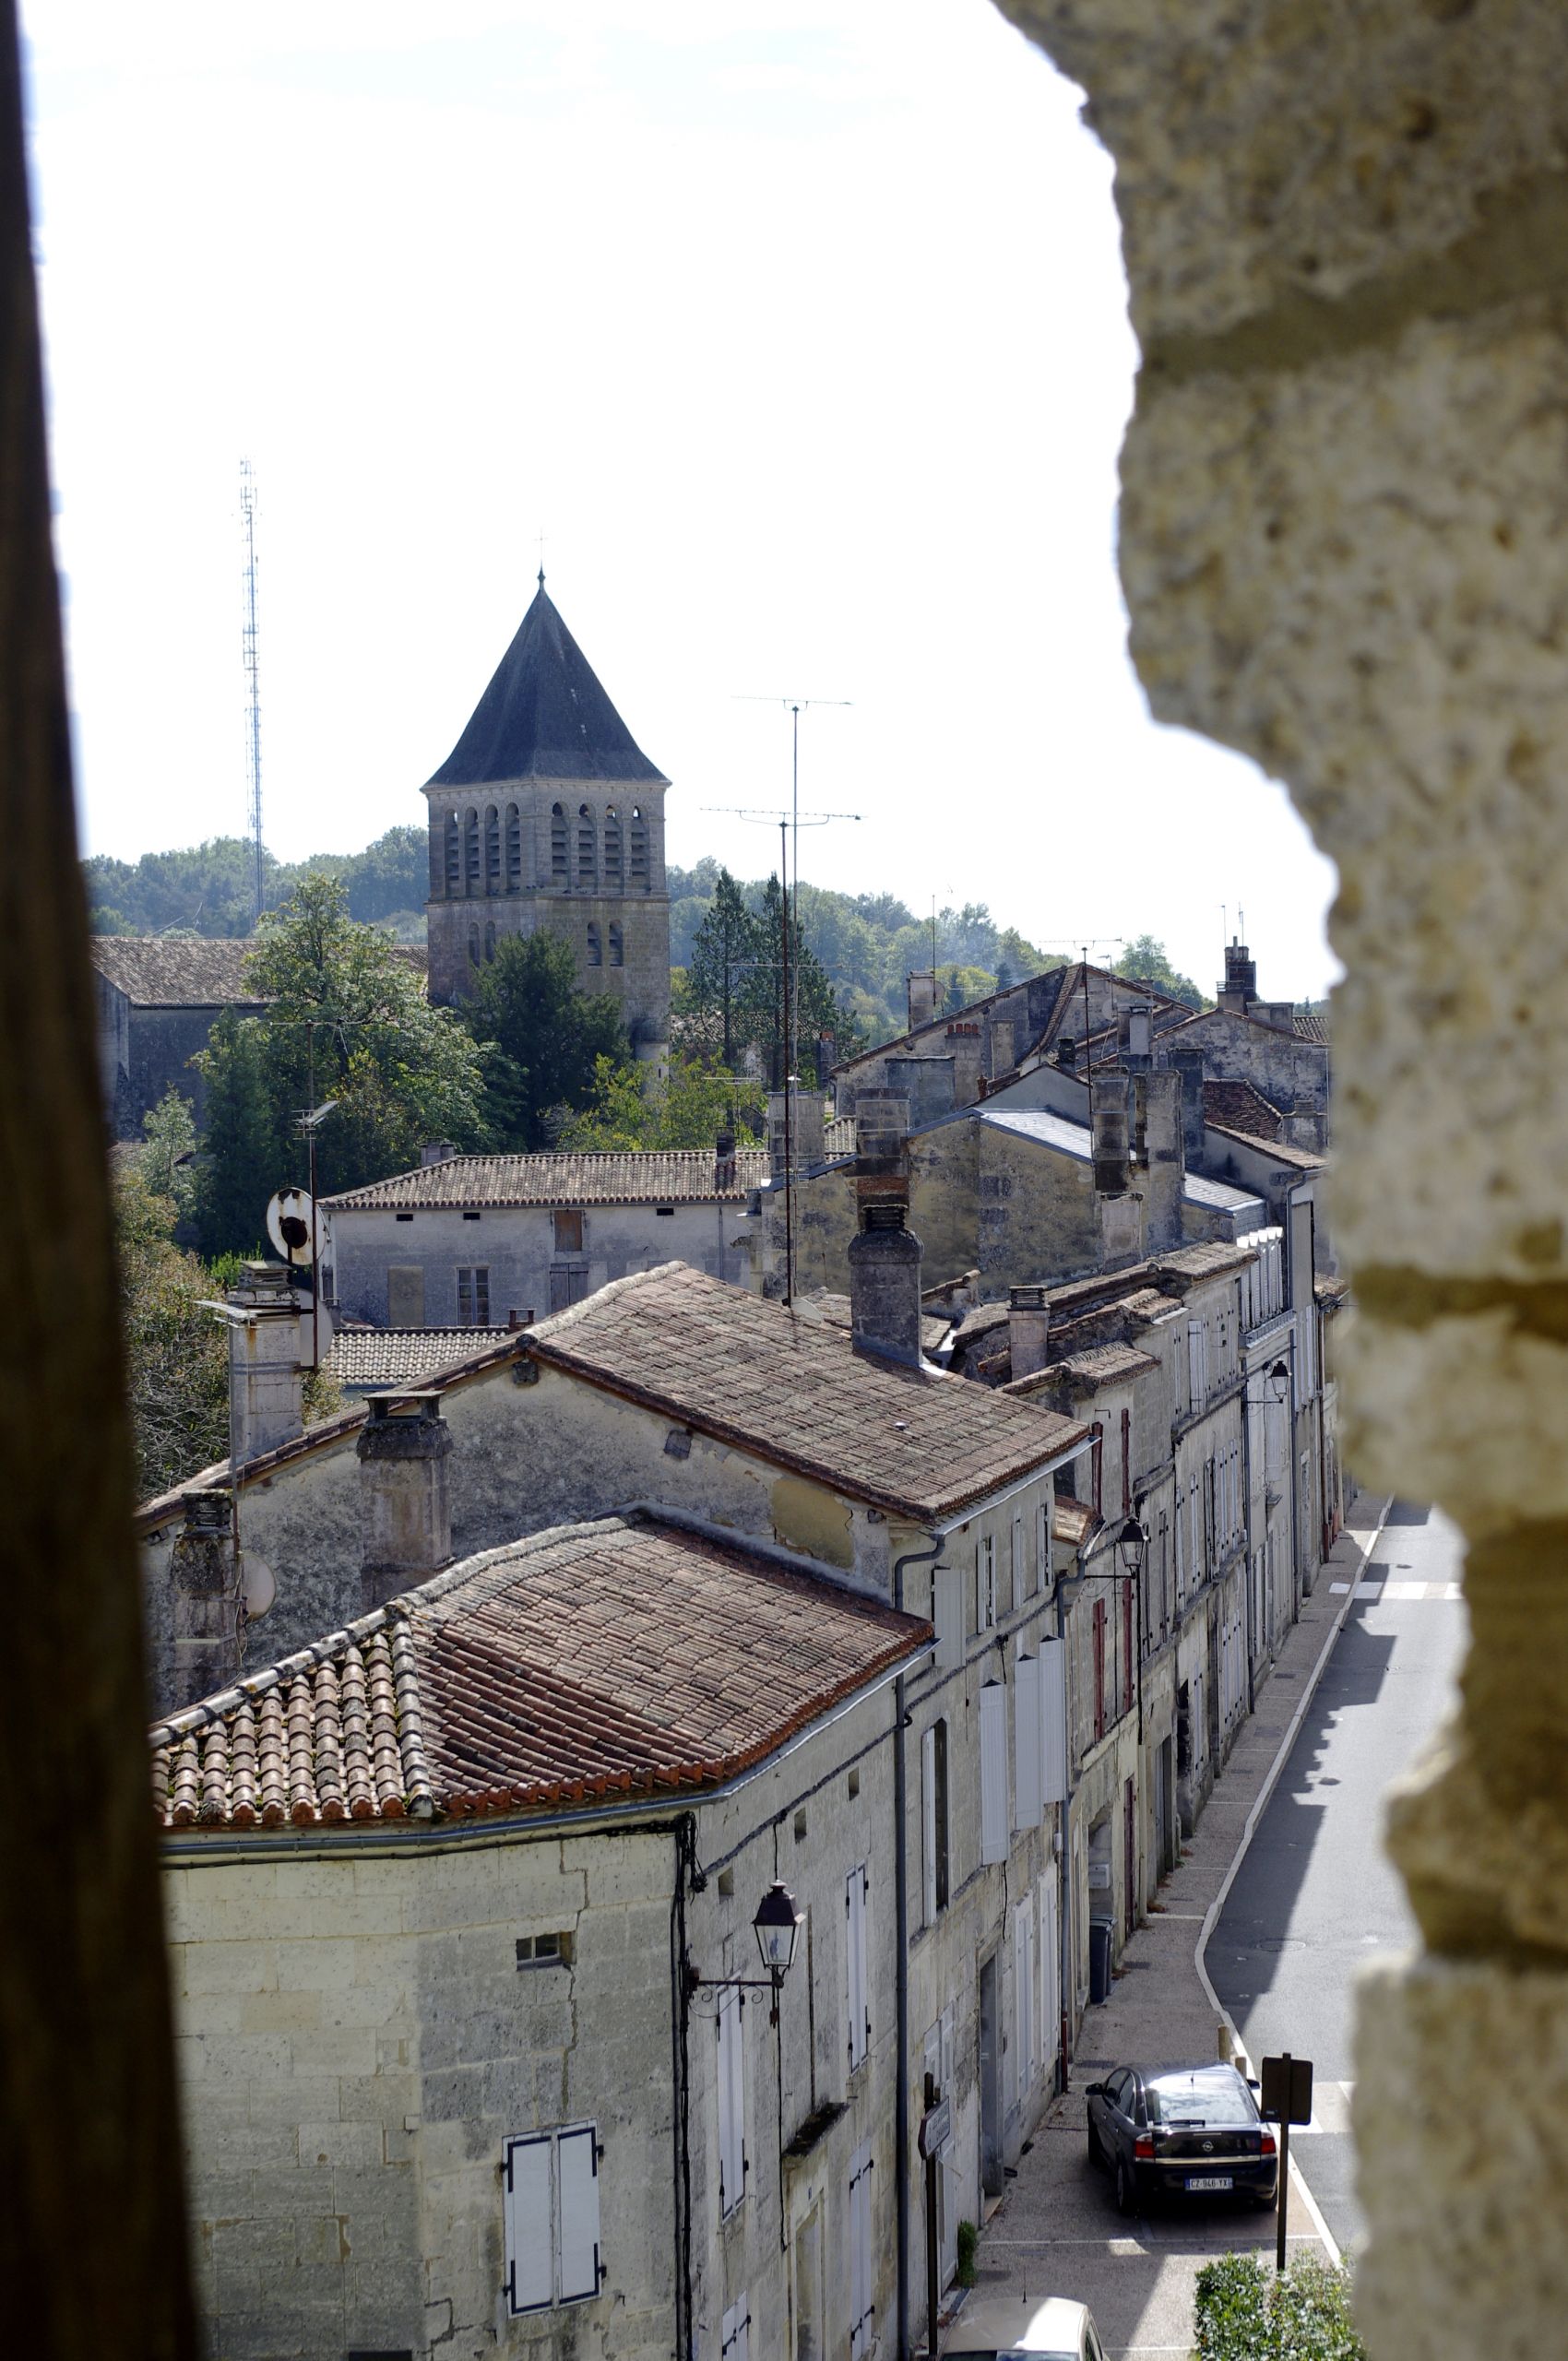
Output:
(892, 1528), (944, 2361)
(1056, 1558), (1077, 2094)
(1239, 1370), (1257, 1716)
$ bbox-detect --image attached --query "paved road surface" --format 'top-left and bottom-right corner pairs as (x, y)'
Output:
(1206, 1502), (1467, 2256)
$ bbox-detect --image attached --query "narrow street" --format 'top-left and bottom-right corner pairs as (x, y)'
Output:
(1206, 1502), (1467, 2256)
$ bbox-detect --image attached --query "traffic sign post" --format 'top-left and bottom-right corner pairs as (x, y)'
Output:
(1259, 2052), (1313, 2273)
(920, 2075), (948, 2359)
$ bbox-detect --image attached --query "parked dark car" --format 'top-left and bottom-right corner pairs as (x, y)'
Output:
(1085, 2061), (1278, 2213)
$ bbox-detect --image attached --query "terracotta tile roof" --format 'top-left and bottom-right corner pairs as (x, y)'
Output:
(1293, 1010), (1330, 1042)
(1204, 1079), (1283, 1140)
(89, 937), (265, 1007)
(526, 1264), (1089, 1522)
(149, 1514), (928, 1831)
(1054, 1342), (1160, 1387)
(1206, 1121), (1326, 1172)
(324, 1149), (768, 1211)
(327, 1328), (505, 1388)
(824, 1115), (857, 1158)
(1052, 1497), (1101, 1549)
(1151, 1240), (1260, 1282)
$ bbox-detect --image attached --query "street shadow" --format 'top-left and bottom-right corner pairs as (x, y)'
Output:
(1383, 1501), (1431, 1527)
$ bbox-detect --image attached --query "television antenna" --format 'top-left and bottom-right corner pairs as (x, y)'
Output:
(733, 696), (852, 1080)
(239, 458), (264, 929)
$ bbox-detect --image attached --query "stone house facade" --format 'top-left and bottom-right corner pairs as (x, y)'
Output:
(323, 1147), (768, 1330)
(90, 936), (264, 1140)
(422, 579), (670, 1050)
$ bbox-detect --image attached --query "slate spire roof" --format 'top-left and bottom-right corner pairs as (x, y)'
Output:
(425, 576), (667, 789)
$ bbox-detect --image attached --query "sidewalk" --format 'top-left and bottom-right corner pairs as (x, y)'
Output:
(969, 1493), (1390, 2359)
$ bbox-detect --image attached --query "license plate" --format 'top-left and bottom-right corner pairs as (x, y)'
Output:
(1185, 2175), (1232, 2192)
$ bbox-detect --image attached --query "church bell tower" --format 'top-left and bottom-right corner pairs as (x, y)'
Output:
(422, 575), (671, 1051)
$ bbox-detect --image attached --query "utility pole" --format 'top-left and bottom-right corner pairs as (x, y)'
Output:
(239, 458), (264, 930)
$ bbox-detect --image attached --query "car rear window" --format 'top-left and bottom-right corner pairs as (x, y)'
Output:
(944, 2350), (1076, 2360)
(1146, 2070), (1255, 2128)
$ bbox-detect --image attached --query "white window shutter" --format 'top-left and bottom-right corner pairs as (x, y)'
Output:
(1039, 1637), (1067, 1804)
(1014, 1902), (1036, 2096)
(555, 2126), (601, 2305)
(980, 1681), (1008, 1863)
(849, 2142), (875, 2359)
(846, 1866), (870, 2072)
(1039, 1880), (1058, 2088)
(1013, 1653), (1041, 1830)
(921, 1726), (938, 1922)
(1013, 1513), (1025, 1599)
(722, 2296), (751, 2361)
(717, 1988), (745, 2215)
(503, 2134), (552, 2315)
(933, 1565), (963, 1672)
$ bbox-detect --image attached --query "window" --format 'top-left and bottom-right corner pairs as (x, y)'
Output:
(1039, 1636), (1067, 1803)
(503, 2123), (602, 2314)
(516, 1932), (573, 1969)
(1036, 1500), (1051, 1592)
(1092, 1597), (1107, 1742)
(721, 2296), (751, 2361)
(485, 803), (502, 890)
(921, 1719), (949, 1920)
(457, 1266), (490, 1324)
(464, 808), (481, 895)
(551, 802), (568, 884)
(1013, 1652), (1042, 1830)
(603, 808), (623, 886)
(553, 1209), (584, 1253)
(608, 921), (624, 968)
(978, 1534), (997, 1631)
(444, 812), (460, 893)
(505, 801), (522, 890)
(980, 1680), (1008, 1864)
(846, 1864), (871, 2073)
(1011, 1512), (1025, 1606)
(484, 919), (496, 963)
(848, 2143), (875, 2361)
(577, 803), (596, 886)
(629, 805), (648, 885)
(587, 921), (602, 966)
(468, 924), (480, 967)
(717, 1987), (747, 2218)
(932, 1563), (963, 1671)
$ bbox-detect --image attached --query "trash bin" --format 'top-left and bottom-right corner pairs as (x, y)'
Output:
(1089, 1917), (1114, 2005)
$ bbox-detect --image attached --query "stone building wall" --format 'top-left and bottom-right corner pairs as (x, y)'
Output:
(992, 6), (1568, 2348)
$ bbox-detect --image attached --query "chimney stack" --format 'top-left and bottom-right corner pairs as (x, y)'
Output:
(1286, 1101), (1323, 1151)
(1136, 1069), (1185, 1251)
(715, 1126), (738, 1193)
(848, 1201), (924, 1369)
(1218, 939), (1258, 1013)
(226, 1262), (305, 1464)
(1008, 1284), (1051, 1380)
(169, 1489), (242, 1709)
(421, 1139), (457, 1167)
(767, 1085), (827, 1179)
(1090, 1074), (1132, 1196)
(1123, 999), (1154, 1072)
(908, 970), (938, 1031)
(356, 1390), (454, 1612)
(1170, 1046), (1206, 1169)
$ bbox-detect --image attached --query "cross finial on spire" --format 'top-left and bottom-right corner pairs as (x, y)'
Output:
(536, 525), (547, 592)
(538, 564), (545, 589)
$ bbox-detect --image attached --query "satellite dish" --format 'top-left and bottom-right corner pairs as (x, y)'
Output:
(267, 1187), (316, 1266)
(241, 1552), (276, 1619)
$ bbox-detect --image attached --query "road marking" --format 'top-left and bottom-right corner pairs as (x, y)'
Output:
(1297, 2080), (1355, 2136)
(1330, 1579), (1462, 1601)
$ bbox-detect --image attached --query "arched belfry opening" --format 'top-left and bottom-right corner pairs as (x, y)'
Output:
(422, 575), (670, 1055)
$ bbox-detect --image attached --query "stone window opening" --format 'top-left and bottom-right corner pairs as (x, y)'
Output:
(464, 807), (481, 896)
(551, 802), (568, 884)
(576, 802), (596, 887)
(629, 805), (648, 886)
(552, 1209), (584, 1253)
(484, 920), (496, 963)
(604, 807), (623, 886)
(608, 921), (624, 968)
(457, 1265), (490, 1324)
(484, 803), (501, 892)
(444, 813), (461, 894)
(586, 921), (602, 966)
(468, 924), (480, 968)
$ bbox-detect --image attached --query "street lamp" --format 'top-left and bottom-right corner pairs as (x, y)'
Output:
(685, 1879), (803, 2025)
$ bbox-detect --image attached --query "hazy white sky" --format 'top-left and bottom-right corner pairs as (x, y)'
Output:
(23, 0), (1339, 998)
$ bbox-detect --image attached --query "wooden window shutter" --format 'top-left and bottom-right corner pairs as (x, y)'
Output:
(980, 1681), (1008, 1864)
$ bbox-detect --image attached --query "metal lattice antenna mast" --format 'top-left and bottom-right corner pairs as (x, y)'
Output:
(239, 459), (264, 928)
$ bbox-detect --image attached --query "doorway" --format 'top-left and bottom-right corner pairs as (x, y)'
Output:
(978, 1953), (1003, 2197)
(793, 2205), (823, 2361)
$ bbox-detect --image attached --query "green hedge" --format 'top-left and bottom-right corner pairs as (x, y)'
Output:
(1194, 2255), (1364, 2361)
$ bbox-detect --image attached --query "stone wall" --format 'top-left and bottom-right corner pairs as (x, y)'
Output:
(992, 5), (1568, 2348)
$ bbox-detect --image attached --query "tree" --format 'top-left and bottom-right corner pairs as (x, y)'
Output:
(140, 1086), (197, 1218)
(739, 873), (858, 1083)
(1113, 933), (1208, 1010)
(114, 1168), (231, 1499)
(553, 1054), (766, 1151)
(191, 875), (489, 1254)
(463, 930), (629, 1149)
(684, 867), (765, 1065)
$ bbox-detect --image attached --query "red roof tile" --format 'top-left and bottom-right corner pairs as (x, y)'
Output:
(526, 1264), (1089, 1521)
(149, 1515), (928, 1830)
